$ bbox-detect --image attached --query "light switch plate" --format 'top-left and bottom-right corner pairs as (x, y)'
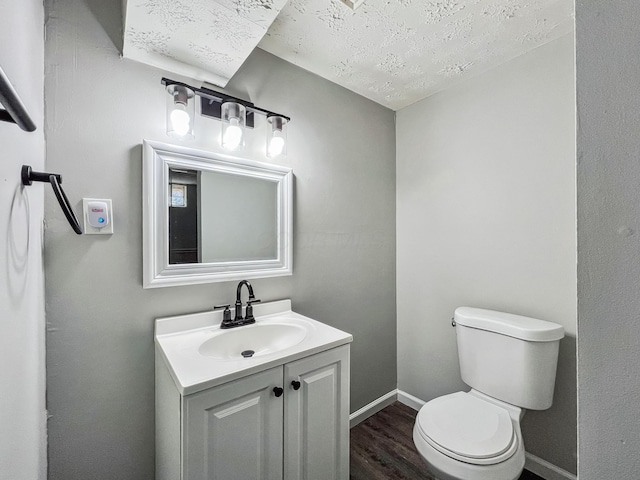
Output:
(82, 198), (114, 235)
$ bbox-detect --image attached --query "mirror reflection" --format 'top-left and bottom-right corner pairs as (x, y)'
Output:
(168, 168), (278, 265)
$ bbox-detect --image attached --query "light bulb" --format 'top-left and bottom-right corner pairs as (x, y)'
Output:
(170, 104), (190, 136)
(223, 117), (243, 150)
(268, 130), (285, 157)
(266, 115), (288, 158)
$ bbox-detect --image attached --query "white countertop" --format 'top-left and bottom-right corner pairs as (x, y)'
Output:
(155, 299), (353, 395)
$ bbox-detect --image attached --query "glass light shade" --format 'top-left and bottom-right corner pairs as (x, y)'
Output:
(267, 115), (288, 158)
(221, 101), (246, 151)
(166, 84), (195, 138)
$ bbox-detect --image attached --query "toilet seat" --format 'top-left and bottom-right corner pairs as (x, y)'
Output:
(415, 392), (519, 466)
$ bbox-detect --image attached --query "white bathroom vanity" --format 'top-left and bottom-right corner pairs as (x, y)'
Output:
(155, 299), (352, 480)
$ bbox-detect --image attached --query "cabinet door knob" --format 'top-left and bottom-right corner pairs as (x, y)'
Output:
(291, 380), (301, 391)
(273, 386), (284, 397)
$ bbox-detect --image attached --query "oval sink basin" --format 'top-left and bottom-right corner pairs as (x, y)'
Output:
(198, 323), (308, 360)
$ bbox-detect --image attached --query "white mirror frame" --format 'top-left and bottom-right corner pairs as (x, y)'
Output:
(142, 140), (293, 288)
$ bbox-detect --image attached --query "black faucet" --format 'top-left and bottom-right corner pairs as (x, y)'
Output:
(235, 280), (261, 323)
(215, 280), (261, 329)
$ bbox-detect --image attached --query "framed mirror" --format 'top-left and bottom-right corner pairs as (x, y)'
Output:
(142, 140), (293, 288)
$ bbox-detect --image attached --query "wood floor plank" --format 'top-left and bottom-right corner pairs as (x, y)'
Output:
(349, 401), (544, 480)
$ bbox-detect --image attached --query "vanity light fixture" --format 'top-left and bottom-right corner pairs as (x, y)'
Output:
(166, 84), (195, 138)
(267, 115), (288, 158)
(162, 78), (290, 157)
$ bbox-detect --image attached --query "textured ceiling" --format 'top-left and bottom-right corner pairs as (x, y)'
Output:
(122, 0), (289, 87)
(259, 0), (574, 110)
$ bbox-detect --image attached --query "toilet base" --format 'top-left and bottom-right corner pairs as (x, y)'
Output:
(413, 422), (525, 480)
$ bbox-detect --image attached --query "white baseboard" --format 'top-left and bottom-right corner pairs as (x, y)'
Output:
(525, 453), (577, 480)
(397, 390), (426, 411)
(349, 389), (397, 428)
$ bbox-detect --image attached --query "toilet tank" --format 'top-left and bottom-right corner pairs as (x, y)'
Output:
(454, 307), (564, 410)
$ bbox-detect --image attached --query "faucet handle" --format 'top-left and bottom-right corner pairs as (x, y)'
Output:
(213, 304), (231, 323)
(245, 299), (261, 322)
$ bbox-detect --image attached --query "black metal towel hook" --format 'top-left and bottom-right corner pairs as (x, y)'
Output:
(21, 165), (83, 235)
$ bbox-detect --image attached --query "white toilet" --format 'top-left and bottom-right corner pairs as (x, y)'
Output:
(413, 307), (564, 480)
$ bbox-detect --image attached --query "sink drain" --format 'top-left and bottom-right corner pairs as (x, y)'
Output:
(241, 350), (255, 358)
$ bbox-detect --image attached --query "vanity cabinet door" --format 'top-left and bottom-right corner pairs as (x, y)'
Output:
(284, 345), (350, 480)
(183, 366), (284, 480)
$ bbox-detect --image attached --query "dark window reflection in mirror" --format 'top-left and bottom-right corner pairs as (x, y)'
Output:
(169, 168), (199, 264)
(168, 167), (278, 265)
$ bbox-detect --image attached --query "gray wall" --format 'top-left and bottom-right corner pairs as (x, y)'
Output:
(0, 1), (47, 479)
(576, 2), (640, 478)
(44, 1), (396, 478)
(396, 34), (576, 474)
(200, 172), (277, 262)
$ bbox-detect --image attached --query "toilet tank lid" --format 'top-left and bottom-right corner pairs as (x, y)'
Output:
(454, 307), (564, 342)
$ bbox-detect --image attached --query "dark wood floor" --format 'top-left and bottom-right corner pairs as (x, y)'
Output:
(350, 402), (543, 480)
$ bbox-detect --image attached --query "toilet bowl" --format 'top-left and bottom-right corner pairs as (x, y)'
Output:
(413, 390), (525, 480)
(412, 307), (564, 480)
